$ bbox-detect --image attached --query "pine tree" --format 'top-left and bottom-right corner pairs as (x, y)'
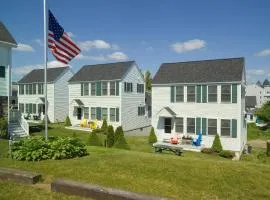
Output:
(106, 125), (114, 147)
(114, 126), (123, 143)
(101, 119), (108, 132)
(148, 127), (157, 144)
(64, 116), (72, 126)
(114, 127), (130, 150)
(211, 134), (223, 153)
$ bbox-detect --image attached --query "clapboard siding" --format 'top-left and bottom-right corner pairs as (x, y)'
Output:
(54, 69), (73, 122)
(121, 64), (151, 131)
(0, 46), (10, 96)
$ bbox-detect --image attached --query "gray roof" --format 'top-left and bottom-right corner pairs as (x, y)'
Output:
(18, 67), (69, 84)
(153, 57), (244, 84)
(245, 96), (256, 108)
(0, 22), (17, 45)
(69, 61), (135, 82)
(164, 107), (176, 116)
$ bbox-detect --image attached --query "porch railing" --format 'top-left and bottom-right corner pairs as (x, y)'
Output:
(19, 114), (29, 136)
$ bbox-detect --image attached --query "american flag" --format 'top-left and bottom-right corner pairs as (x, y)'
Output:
(48, 10), (80, 64)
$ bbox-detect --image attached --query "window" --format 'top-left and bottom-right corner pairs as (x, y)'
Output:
(32, 104), (36, 114)
(110, 81), (116, 95)
(26, 85), (29, 95)
(187, 118), (195, 134)
(221, 119), (231, 136)
(91, 83), (96, 96)
(84, 83), (89, 96)
(175, 117), (183, 133)
(33, 84), (36, 95)
(110, 108), (116, 122)
(102, 108), (108, 119)
(19, 103), (24, 113)
(19, 85), (24, 95)
(208, 85), (217, 102)
(29, 84), (33, 95)
(208, 119), (217, 135)
(38, 84), (44, 94)
(176, 86), (184, 102)
(0, 66), (5, 78)
(91, 107), (96, 120)
(84, 107), (89, 119)
(124, 82), (133, 93)
(221, 85), (231, 102)
(137, 84), (144, 93)
(102, 82), (108, 95)
(187, 86), (196, 102)
(138, 106), (145, 116)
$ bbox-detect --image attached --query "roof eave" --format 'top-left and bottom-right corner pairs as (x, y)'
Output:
(0, 40), (17, 47)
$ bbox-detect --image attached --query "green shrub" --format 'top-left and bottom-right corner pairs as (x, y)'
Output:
(211, 134), (223, 153)
(0, 117), (8, 139)
(106, 125), (114, 147)
(88, 131), (102, 146)
(92, 128), (105, 135)
(201, 148), (214, 154)
(148, 127), (157, 144)
(11, 136), (88, 161)
(64, 116), (72, 126)
(219, 150), (235, 159)
(114, 133), (130, 150)
(114, 126), (123, 143)
(101, 119), (108, 132)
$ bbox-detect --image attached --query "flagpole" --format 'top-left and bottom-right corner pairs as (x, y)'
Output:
(44, 0), (48, 140)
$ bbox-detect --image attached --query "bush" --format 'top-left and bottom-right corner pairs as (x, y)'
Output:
(101, 119), (108, 132)
(219, 150), (235, 159)
(148, 127), (157, 144)
(114, 132), (130, 150)
(0, 117), (8, 139)
(11, 136), (88, 161)
(201, 148), (214, 154)
(114, 126), (123, 143)
(64, 116), (72, 126)
(88, 131), (102, 146)
(211, 134), (223, 153)
(106, 125), (114, 147)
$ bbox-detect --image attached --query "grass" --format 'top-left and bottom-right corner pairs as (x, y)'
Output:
(247, 123), (270, 141)
(0, 123), (270, 199)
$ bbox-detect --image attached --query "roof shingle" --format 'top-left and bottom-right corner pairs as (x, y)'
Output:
(153, 57), (244, 84)
(0, 22), (17, 46)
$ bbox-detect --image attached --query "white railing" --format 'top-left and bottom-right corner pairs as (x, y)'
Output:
(19, 113), (29, 136)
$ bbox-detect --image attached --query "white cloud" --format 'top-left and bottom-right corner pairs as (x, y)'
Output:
(14, 43), (35, 52)
(75, 54), (107, 61)
(47, 60), (69, 68)
(67, 32), (75, 38)
(171, 39), (206, 53)
(34, 39), (44, 46)
(78, 40), (111, 51)
(256, 49), (270, 56)
(107, 52), (128, 61)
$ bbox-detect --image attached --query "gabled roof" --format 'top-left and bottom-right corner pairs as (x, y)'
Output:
(245, 96), (256, 108)
(0, 22), (17, 46)
(18, 67), (69, 84)
(153, 57), (244, 84)
(69, 61), (135, 82)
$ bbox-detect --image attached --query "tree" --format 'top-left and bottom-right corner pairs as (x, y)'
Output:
(263, 79), (270, 86)
(106, 125), (114, 147)
(114, 126), (123, 143)
(114, 127), (129, 150)
(256, 101), (270, 122)
(88, 131), (102, 146)
(211, 134), (223, 153)
(101, 119), (108, 132)
(144, 70), (152, 91)
(64, 116), (72, 126)
(148, 127), (157, 144)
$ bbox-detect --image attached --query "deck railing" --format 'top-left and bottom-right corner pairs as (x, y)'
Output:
(19, 114), (29, 136)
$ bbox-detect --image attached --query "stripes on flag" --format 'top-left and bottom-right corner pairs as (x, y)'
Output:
(48, 10), (80, 64)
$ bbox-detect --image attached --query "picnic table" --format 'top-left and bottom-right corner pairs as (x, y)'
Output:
(153, 142), (183, 156)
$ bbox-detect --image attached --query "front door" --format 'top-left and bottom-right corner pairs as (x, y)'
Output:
(164, 118), (172, 133)
(77, 107), (82, 120)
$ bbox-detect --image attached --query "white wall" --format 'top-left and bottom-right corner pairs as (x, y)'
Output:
(246, 84), (265, 107)
(54, 69), (73, 122)
(152, 84), (245, 152)
(121, 63), (151, 131)
(0, 46), (10, 96)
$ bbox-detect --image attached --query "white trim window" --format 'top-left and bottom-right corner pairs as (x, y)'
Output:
(187, 86), (196, 102)
(91, 107), (96, 120)
(19, 85), (24, 95)
(176, 86), (184, 102)
(138, 106), (145, 116)
(208, 85), (217, 102)
(187, 118), (195, 134)
(102, 82), (108, 96)
(110, 108), (116, 122)
(91, 83), (96, 96)
(175, 117), (183, 133)
(110, 81), (116, 96)
(221, 119), (231, 136)
(84, 107), (89, 119)
(207, 119), (217, 135)
(102, 108), (108, 119)
(221, 85), (231, 103)
(38, 84), (44, 95)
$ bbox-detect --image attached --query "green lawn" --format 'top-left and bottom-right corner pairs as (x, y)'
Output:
(0, 124), (270, 200)
(247, 123), (270, 141)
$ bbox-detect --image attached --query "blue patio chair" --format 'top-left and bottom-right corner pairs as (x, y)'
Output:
(192, 133), (202, 146)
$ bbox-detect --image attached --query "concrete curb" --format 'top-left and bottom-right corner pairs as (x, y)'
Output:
(0, 168), (41, 184)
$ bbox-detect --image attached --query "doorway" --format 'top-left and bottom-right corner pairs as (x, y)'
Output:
(164, 118), (172, 133)
(77, 107), (82, 120)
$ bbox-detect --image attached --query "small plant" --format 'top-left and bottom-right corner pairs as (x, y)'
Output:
(114, 126), (123, 143)
(182, 135), (193, 140)
(0, 117), (8, 139)
(114, 126), (129, 150)
(106, 125), (114, 147)
(211, 134), (223, 153)
(101, 119), (108, 132)
(89, 121), (98, 130)
(219, 150), (235, 159)
(201, 148), (214, 154)
(148, 127), (157, 144)
(88, 131), (102, 146)
(64, 116), (72, 126)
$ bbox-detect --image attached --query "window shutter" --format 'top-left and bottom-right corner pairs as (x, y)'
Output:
(81, 83), (83, 96)
(33, 104), (36, 114)
(202, 85), (207, 103)
(116, 108), (119, 122)
(96, 107), (101, 120)
(232, 119), (237, 138)
(0, 66), (5, 78)
(196, 85), (201, 103)
(116, 81), (119, 96)
(96, 82), (101, 96)
(202, 118), (207, 135)
(232, 84), (237, 103)
(170, 86), (175, 103)
(196, 117), (201, 134)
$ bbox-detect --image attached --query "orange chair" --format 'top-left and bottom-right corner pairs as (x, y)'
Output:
(170, 135), (179, 144)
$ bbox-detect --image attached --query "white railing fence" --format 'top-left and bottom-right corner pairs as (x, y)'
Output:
(19, 114), (29, 136)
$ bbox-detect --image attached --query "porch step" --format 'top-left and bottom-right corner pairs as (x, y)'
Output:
(9, 123), (27, 138)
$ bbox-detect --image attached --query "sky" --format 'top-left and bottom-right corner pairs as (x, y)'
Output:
(1, 0), (270, 83)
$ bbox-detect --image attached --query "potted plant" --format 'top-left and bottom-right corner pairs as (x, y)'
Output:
(182, 135), (193, 144)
